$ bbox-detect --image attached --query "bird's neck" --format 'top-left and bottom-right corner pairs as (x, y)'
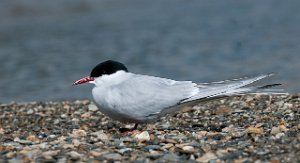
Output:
(94, 70), (132, 87)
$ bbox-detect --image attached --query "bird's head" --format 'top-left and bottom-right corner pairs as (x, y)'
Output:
(72, 60), (128, 86)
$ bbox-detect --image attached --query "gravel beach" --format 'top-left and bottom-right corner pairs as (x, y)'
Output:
(0, 95), (299, 162)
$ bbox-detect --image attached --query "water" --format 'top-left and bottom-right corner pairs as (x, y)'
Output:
(1, 0), (299, 103)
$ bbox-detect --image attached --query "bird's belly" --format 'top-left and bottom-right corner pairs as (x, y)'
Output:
(92, 87), (155, 123)
(92, 92), (147, 123)
(95, 102), (148, 123)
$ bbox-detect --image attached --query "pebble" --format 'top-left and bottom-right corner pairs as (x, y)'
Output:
(49, 134), (56, 139)
(247, 127), (263, 134)
(6, 152), (15, 159)
(88, 104), (98, 112)
(182, 145), (195, 154)
(0, 128), (4, 134)
(90, 131), (109, 141)
(26, 135), (39, 143)
(134, 131), (150, 142)
(42, 150), (60, 158)
(279, 125), (288, 132)
(216, 105), (232, 114)
(68, 151), (82, 160)
(118, 148), (133, 154)
(159, 153), (181, 162)
(162, 143), (174, 150)
(163, 138), (177, 144)
(54, 119), (60, 124)
(71, 129), (87, 137)
(275, 133), (285, 139)
(27, 109), (34, 114)
(271, 127), (281, 135)
(196, 152), (217, 162)
(81, 112), (91, 118)
(63, 144), (74, 149)
(60, 114), (67, 118)
(102, 153), (122, 160)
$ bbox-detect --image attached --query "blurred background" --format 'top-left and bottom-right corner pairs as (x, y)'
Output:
(0, 0), (299, 103)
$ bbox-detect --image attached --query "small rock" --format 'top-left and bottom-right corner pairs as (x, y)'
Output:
(68, 151), (82, 160)
(54, 119), (60, 125)
(42, 150), (60, 158)
(63, 144), (75, 149)
(90, 150), (105, 157)
(57, 157), (67, 163)
(232, 131), (245, 138)
(270, 127), (281, 135)
(88, 104), (98, 112)
(160, 153), (181, 162)
(144, 145), (161, 150)
(39, 143), (48, 149)
(14, 137), (20, 142)
(19, 149), (31, 155)
(279, 125), (288, 132)
(255, 123), (264, 128)
(6, 152), (15, 159)
(18, 139), (32, 145)
(102, 153), (122, 160)
(162, 143), (174, 150)
(0, 128), (4, 134)
(118, 148), (133, 154)
(71, 129), (87, 138)
(91, 131), (109, 141)
(60, 114), (67, 118)
(247, 127), (263, 134)
(175, 144), (185, 148)
(216, 105), (232, 115)
(167, 134), (187, 140)
(275, 133), (285, 139)
(148, 150), (163, 159)
(195, 131), (208, 139)
(196, 152), (217, 162)
(38, 132), (47, 139)
(81, 112), (91, 118)
(182, 146), (195, 154)
(27, 109), (34, 114)
(245, 97), (254, 103)
(72, 139), (80, 147)
(163, 139), (177, 144)
(134, 131), (150, 142)
(49, 135), (56, 139)
(26, 135), (39, 143)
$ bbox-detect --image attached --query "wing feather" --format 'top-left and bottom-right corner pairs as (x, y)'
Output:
(109, 74), (198, 121)
(180, 74), (279, 103)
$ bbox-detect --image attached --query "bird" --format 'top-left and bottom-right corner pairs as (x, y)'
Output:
(73, 60), (284, 132)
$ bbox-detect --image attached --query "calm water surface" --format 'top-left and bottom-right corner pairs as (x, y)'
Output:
(0, 0), (299, 103)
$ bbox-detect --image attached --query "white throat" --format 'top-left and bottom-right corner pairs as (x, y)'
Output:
(93, 70), (131, 87)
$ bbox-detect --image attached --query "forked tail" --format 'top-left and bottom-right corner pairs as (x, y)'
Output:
(180, 73), (287, 104)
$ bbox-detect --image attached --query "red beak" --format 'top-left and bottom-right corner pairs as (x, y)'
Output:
(73, 76), (95, 85)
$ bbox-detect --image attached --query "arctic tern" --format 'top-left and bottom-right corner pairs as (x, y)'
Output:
(73, 60), (283, 132)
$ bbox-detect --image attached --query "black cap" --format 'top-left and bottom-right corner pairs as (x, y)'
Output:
(90, 60), (128, 77)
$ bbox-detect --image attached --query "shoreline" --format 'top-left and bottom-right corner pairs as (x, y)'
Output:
(0, 95), (299, 162)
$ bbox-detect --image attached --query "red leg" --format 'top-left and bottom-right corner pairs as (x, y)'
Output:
(119, 123), (139, 133)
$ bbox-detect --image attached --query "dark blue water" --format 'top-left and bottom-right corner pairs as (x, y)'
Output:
(1, 0), (299, 103)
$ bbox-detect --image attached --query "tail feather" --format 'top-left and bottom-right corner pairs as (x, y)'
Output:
(180, 74), (286, 104)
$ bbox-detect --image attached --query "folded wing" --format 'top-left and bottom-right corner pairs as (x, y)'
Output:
(180, 73), (285, 103)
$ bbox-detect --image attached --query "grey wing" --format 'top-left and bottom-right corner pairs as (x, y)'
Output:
(114, 74), (198, 120)
(180, 73), (284, 103)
